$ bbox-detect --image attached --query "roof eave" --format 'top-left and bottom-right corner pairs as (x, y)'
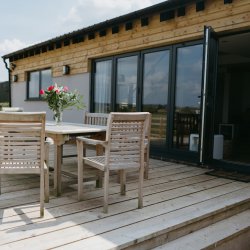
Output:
(2, 0), (194, 59)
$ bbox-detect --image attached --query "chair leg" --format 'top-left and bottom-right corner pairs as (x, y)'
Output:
(96, 170), (103, 188)
(44, 164), (49, 203)
(120, 170), (126, 195)
(144, 162), (149, 179)
(96, 144), (104, 188)
(77, 140), (84, 201)
(103, 169), (109, 213)
(138, 165), (144, 209)
(61, 145), (63, 164)
(40, 170), (45, 217)
(144, 150), (149, 179)
(116, 170), (121, 183)
(45, 141), (50, 167)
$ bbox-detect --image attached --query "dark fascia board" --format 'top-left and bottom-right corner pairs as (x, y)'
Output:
(2, 0), (195, 59)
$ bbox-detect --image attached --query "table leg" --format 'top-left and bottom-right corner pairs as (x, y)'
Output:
(54, 144), (62, 196)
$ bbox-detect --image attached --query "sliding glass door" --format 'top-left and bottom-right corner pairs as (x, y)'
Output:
(92, 41), (204, 162)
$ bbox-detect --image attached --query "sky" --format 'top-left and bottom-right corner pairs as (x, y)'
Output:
(0, 0), (165, 82)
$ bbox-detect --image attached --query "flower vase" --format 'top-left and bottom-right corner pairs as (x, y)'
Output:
(54, 109), (63, 125)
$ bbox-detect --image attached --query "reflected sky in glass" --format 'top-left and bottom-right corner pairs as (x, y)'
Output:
(29, 71), (39, 98)
(175, 44), (203, 109)
(94, 60), (112, 103)
(143, 50), (169, 105)
(41, 69), (52, 90)
(116, 56), (138, 105)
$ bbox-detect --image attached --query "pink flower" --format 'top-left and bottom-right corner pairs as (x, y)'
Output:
(47, 85), (55, 91)
(63, 86), (69, 92)
(40, 89), (45, 95)
(55, 89), (60, 94)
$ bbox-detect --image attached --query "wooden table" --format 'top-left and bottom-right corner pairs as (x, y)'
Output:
(45, 122), (106, 196)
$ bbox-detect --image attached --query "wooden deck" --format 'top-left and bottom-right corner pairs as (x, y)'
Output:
(1, 145), (250, 249)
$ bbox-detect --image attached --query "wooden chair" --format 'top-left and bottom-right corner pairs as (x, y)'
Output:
(77, 112), (150, 213)
(0, 112), (49, 217)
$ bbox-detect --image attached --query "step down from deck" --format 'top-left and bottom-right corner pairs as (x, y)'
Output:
(153, 209), (250, 250)
(55, 186), (250, 250)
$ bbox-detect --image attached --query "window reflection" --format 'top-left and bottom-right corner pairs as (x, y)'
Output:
(41, 69), (52, 91)
(94, 60), (112, 113)
(173, 44), (203, 150)
(29, 71), (40, 98)
(116, 56), (138, 112)
(143, 50), (169, 146)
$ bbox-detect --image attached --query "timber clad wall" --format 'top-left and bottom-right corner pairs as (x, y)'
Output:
(10, 0), (250, 82)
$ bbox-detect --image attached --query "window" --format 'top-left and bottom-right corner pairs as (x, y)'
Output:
(92, 53), (139, 113)
(27, 69), (52, 99)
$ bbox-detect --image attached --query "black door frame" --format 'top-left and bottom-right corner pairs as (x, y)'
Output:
(200, 26), (219, 165)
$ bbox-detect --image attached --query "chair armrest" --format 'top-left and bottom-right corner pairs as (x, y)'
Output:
(76, 136), (108, 147)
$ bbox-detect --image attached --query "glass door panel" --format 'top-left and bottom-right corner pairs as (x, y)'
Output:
(93, 60), (112, 113)
(173, 44), (203, 151)
(142, 50), (170, 146)
(116, 56), (138, 112)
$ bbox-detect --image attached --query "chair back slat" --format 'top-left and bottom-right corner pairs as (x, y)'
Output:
(84, 112), (109, 126)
